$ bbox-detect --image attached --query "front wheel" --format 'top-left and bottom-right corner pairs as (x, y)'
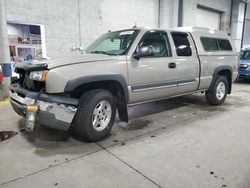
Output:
(72, 89), (116, 142)
(205, 76), (228, 105)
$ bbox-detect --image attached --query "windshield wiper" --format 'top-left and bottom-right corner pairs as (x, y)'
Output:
(90, 51), (111, 55)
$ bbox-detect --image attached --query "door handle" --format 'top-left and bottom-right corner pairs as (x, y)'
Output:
(168, 62), (176, 69)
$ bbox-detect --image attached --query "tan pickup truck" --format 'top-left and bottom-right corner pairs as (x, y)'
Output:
(9, 27), (238, 141)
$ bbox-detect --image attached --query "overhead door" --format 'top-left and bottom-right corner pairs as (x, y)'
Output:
(243, 19), (250, 49)
(195, 7), (221, 30)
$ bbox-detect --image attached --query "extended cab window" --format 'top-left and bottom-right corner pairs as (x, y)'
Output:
(139, 31), (172, 57)
(171, 32), (192, 56)
(200, 37), (219, 51)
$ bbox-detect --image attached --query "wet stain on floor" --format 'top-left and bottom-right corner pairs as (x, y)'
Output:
(0, 131), (18, 142)
(124, 119), (152, 130)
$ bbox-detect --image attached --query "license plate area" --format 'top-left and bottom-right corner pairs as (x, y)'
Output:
(25, 105), (38, 132)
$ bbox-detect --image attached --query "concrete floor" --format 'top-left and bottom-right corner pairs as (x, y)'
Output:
(0, 81), (250, 188)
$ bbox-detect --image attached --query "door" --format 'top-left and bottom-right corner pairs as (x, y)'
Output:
(128, 31), (179, 104)
(196, 7), (221, 30)
(170, 32), (199, 94)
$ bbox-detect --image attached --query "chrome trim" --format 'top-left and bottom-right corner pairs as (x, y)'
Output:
(9, 91), (76, 124)
(127, 90), (207, 106)
(9, 91), (35, 106)
(38, 101), (77, 123)
(132, 84), (177, 92)
(178, 81), (196, 86)
(131, 78), (196, 92)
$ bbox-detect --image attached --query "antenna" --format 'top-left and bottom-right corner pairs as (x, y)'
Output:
(133, 22), (137, 28)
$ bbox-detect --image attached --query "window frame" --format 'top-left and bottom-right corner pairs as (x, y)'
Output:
(135, 30), (173, 58)
(200, 37), (233, 52)
(170, 32), (193, 57)
(217, 39), (233, 51)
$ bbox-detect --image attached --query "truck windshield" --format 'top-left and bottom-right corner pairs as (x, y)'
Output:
(240, 51), (250, 60)
(85, 30), (139, 55)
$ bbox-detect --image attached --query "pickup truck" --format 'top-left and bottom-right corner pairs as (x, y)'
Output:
(9, 27), (239, 142)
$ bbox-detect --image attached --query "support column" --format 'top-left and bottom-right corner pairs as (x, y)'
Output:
(0, 0), (10, 98)
(159, 0), (179, 29)
(230, 0), (247, 51)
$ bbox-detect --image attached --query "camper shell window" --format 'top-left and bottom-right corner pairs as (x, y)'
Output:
(200, 37), (232, 52)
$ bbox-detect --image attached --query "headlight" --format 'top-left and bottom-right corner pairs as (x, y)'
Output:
(29, 70), (48, 81)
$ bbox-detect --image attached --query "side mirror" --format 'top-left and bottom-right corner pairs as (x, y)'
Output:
(133, 46), (154, 59)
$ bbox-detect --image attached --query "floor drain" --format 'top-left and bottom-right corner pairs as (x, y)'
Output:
(0, 131), (18, 142)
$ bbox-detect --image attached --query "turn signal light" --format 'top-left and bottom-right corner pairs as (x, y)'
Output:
(27, 105), (39, 112)
(42, 70), (48, 81)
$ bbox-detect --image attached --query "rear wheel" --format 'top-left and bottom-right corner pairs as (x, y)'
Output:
(206, 76), (228, 105)
(72, 89), (116, 142)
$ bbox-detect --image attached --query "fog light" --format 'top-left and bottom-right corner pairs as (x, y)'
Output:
(25, 105), (38, 132)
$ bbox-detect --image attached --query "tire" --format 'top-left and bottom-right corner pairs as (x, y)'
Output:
(205, 75), (228, 106)
(72, 89), (116, 142)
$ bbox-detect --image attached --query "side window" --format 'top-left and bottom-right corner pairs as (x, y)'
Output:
(201, 37), (232, 51)
(201, 37), (219, 51)
(139, 32), (172, 57)
(217, 39), (232, 51)
(171, 32), (192, 56)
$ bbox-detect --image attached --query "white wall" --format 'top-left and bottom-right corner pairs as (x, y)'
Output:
(195, 8), (221, 30)
(243, 2), (250, 48)
(182, 0), (231, 32)
(247, 2), (250, 19)
(79, 0), (159, 48)
(159, 0), (232, 31)
(243, 19), (250, 48)
(3, 0), (239, 57)
(5, 0), (159, 58)
(159, 0), (178, 29)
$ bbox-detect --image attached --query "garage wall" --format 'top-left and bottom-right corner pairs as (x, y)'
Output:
(5, 0), (80, 58)
(243, 3), (250, 49)
(79, 0), (159, 48)
(159, 0), (179, 29)
(182, 0), (231, 32)
(243, 19), (250, 48)
(195, 7), (221, 30)
(4, 0), (159, 58)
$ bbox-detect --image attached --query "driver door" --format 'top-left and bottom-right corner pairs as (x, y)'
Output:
(128, 31), (179, 104)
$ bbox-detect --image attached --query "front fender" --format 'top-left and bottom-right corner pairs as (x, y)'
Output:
(64, 74), (129, 102)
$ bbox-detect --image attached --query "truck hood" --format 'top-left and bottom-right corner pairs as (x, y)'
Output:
(15, 54), (120, 71)
(46, 54), (119, 69)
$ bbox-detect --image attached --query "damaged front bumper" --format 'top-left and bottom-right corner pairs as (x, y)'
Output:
(9, 84), (78, 131)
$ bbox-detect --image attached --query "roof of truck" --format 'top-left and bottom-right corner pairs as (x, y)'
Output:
(123, 26), (230, 39)
(170, 26), (230, 38)
(112, 26), (236, 54)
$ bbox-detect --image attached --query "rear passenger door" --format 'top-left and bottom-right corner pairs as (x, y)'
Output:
(170, 32), (200, 93)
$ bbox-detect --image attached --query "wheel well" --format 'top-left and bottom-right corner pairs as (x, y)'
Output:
(70, 80), (128, 122)
(217, 69), (232, 94)
(70, 80), (124, 99)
